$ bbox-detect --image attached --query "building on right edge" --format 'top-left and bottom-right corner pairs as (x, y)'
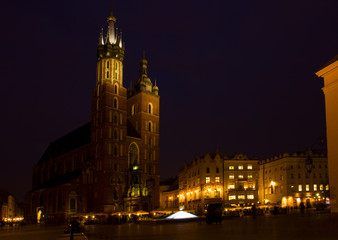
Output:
(316, 55), (338, 214)
(258, 150), (329, 208)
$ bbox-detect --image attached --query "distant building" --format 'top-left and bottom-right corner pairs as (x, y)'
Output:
(223, 154), (259, 206)
(258, 150), (329, 207)
(159, 178), (179, 210)
(24, 7), (160, 224)
(316, 55), (338, 214)
(178, 151), (259, 212)
(0, 190), (21, 221)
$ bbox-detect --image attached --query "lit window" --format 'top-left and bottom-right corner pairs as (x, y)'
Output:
(229, 174), (234, 179)
(228, 184), (235, 189)
(131, 105), (136, 115)
(313, 184), (317, 191)
(247, 195), (254, 199)
(205, 177), (210, 184)
(325, 185), (329, 191)
(215, 177), (220, 183)
(320, 184), (324, 191)
(248, 174), (253, 179)
(238, 165), (243, 170)
(238, 175), (244, 179)
(298, 185), (302, 192)
(229, 195), (236, 200)
(305, 184), (309, 191)
(238, 195), (245, 199)
(229, 166), (234, 170)
(247, 165), (253, 170)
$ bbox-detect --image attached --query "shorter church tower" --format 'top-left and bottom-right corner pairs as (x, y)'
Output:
(125, 56), (160, 211)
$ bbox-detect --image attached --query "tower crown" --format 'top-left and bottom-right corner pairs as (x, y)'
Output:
(97, 3), (124, 62)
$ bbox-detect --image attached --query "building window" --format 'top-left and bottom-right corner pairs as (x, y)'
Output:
(106, 72), (109, 78)
(238, 165), (243, 170)
(114, 84), (118, 94)
(113, 129), (118, 140)
(228, 184), (235, 189)
(247, 195), (254, 199)
(229, 195), (236, 200)
(216, 167), (219, 173)
(113, 98), (118, 109)
(148, 121), (152, 132)
(298, 185), (302, 192)
(206, 167), (210, 173)
(298, 173), (301, 179)
(290, 173), (294, 179)
(229, 166), (234, 170)
(320, 184), (324, 191)
(313, 184), (317, 191)
(131, 105), (136, 115)
(248, 174), (253, 179)
(113, 113), (118, 125)
(326, 185), (329, 191)
(247, 165), (253, 170)
(107, 61), (110, 68)
(238, 195), (245, 200)
(205, 177), (210, 183)
(215, 177), (220, 183)
(306, 184), (309, 191)
(148, 103), (153, 114)
(229, 174), (234, 179)
(69, 198), (76, 211)
(238, 175), (244, 179)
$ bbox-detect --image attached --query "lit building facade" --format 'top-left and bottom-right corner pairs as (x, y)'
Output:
(224, 154), (258, 206)
(316, 55), (338, 214)
(178, 152), (259, 211)
(24, 6), (160, 223)
(258, 150), (329, 207)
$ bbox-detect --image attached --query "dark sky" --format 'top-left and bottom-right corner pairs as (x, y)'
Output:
(1, 0), (337, 201)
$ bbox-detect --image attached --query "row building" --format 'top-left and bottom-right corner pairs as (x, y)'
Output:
(160, 149), (329, 212)
(25, 7), (160, 224)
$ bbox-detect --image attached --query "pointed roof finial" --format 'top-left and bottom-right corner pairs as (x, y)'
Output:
(107, 0), (116, 22)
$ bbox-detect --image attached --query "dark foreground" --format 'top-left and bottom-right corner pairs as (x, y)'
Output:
(1, 213), (338, 240)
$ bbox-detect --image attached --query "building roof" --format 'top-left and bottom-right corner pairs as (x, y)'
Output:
(127, 120), (141, 138)
(30, 169), (82, 192)
(38, 123), (91, 164)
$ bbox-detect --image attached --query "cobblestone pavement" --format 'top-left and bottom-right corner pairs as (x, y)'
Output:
(1, 213), (338, 240)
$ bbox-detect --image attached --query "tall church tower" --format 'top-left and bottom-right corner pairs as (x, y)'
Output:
(90, 5), (160, 213)
(91, 7), (127, 213)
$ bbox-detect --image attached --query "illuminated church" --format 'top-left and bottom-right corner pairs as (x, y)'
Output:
(25, 7), (160, 223)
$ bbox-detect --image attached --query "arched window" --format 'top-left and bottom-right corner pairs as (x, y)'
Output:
(113, 98), (118, 109)
(131, 104), (136, 116)
(113, 144), (118, 157)
(70, 198), (76, 210)
(128, 142), (139, 167)
(114, 84), (118, 94)
(113, 129), (118, 140)
(148, 103), (153, 114)
(106, 72), (109, 78)
(113, 113), (118, 125)
(107, 61), (110, 68)
(148, 121), (152, 132)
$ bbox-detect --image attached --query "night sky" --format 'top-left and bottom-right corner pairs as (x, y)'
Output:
(1, 0), (337, 201)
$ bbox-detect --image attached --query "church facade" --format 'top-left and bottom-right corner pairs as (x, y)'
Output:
(24, 9), (160, 224)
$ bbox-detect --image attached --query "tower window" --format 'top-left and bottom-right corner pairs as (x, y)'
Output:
(114, 84), (118, 94)
(113, 98), (118, 109)
(107, 61), (110, 68)
(131, 105), (136, 115)
(148, 103), (153, 114)
(106, 72), (109, 78)
(113, 129), (118, 140)
(148, 121), (152, 132)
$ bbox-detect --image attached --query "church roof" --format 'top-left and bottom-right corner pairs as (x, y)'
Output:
(30, 169), (82, 192)
(127, 120), (141, 138)
(38, 123), (91, 164)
